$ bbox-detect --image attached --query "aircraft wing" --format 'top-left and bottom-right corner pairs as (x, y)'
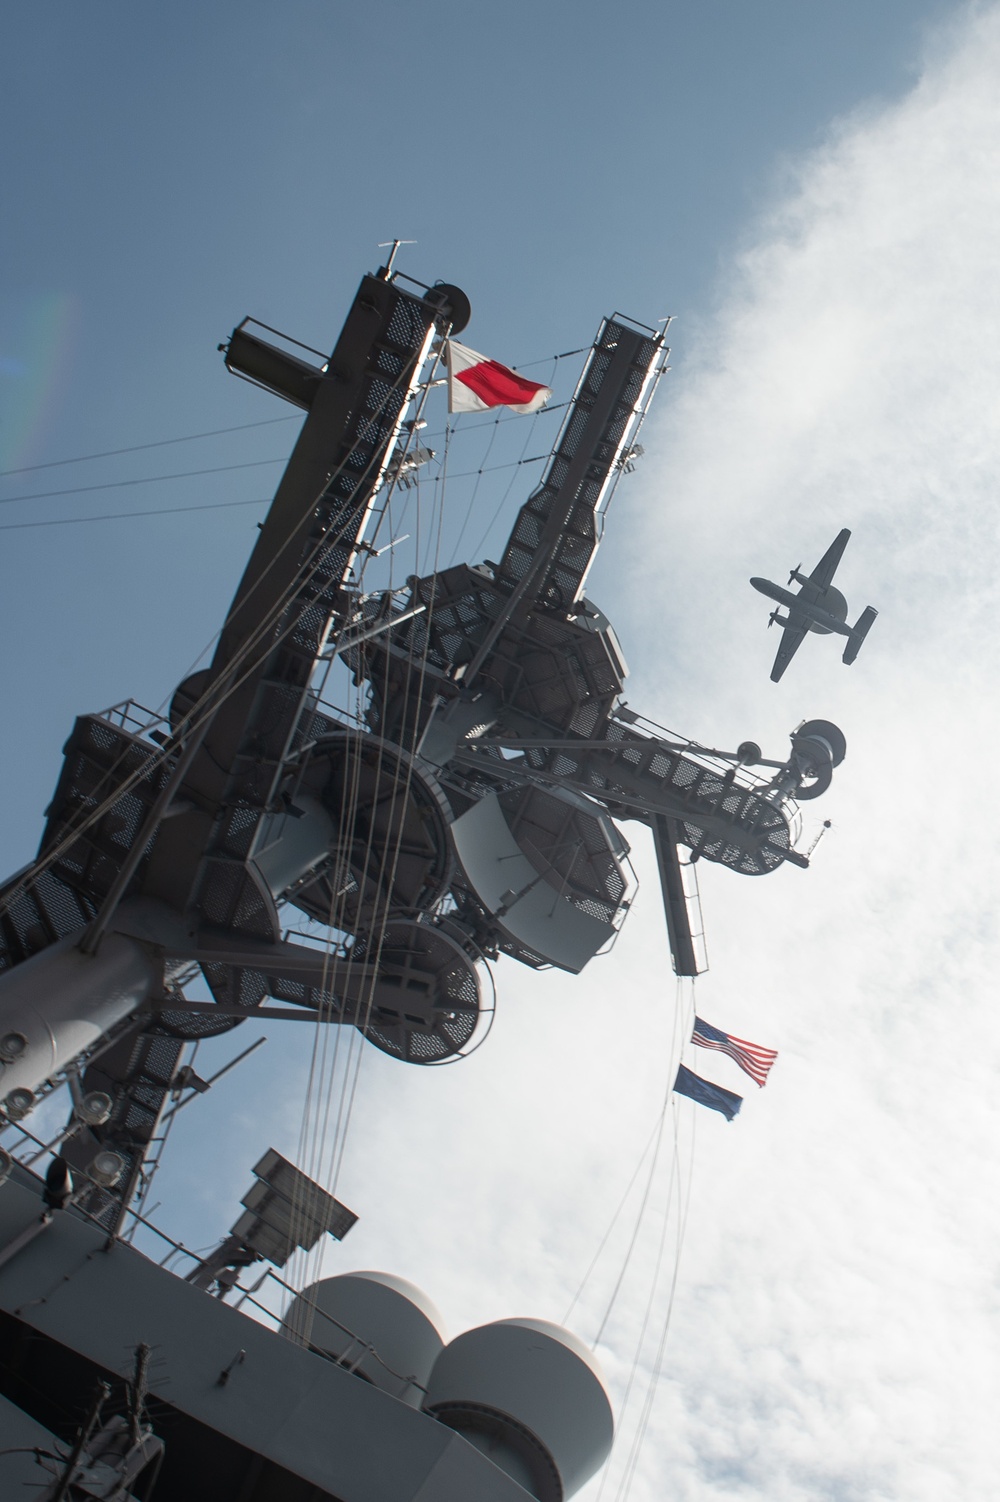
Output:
(770, 619), (809, 682)
(808, 527), (851, 589)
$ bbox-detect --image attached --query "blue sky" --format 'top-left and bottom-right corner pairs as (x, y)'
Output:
(2, 0), (955, 438)
(0, 0), (954, 852)
(3, 4), (995, 1499)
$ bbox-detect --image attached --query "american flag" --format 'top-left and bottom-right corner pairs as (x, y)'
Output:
(692, 1016), (778, 1088)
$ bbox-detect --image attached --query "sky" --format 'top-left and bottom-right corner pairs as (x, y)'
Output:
(2, 2), (997, 1499)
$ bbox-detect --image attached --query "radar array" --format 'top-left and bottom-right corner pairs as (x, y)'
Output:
(0, 265), (843, 1233)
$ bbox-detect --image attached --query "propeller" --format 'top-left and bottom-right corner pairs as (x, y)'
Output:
(787, 564), (801, 585)
(768, 609), (782, 628)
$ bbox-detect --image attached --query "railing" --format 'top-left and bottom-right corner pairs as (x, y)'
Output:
(0, 1144), (426, 1401)
(230, 1264), (428, 1400)
(95, 698), (171, 741)
(610, 705), (784, 797)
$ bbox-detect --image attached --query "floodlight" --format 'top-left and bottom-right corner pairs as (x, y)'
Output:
(90, 1150), (126, 1188)
(0, 1032), (27, 1064)
(75, 1091), (114, 1127)
(3, 1089), (35, 1122)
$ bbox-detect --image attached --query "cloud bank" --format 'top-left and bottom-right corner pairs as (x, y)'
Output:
(603, 5), (1000, 1498)
(144, 12), (1000, 1500)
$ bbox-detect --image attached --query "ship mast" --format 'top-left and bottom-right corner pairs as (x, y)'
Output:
(0, 266), (842, 1238)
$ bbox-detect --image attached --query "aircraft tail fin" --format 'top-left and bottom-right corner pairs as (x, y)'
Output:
(842, 605), (878, 665)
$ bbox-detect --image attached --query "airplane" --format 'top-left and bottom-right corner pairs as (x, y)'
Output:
(750, 528), (878, 683)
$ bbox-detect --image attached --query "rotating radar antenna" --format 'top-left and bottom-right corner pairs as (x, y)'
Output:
(0, 263), (846, 1233)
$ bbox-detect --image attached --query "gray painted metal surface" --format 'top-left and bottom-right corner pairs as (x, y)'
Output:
(0, 1177), (537, 1502)
(651, 813), (706, 977)
(0, 928), (159, 1097)
(0, 267), (849, 1498)
(425, 1317), (615, 1502)
(282, 1271), (446, 1406)
(450, 793), (617, 973)
(0, 1393), (64, 1494)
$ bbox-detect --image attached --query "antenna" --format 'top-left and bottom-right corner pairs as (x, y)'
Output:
(185, 1148), (357, 1295)
(806, 819), (833, 857)
(0, 264), (842, 1234)
(376, 239), (416, 277)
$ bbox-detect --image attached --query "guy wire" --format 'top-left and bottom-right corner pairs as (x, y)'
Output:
(289, 422), (454, 1307)
(0, 338), (442, 929)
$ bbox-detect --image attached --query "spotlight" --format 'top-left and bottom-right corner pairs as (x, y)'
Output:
(89, 1151), (126, 1188)
(3, 1089), (35, 1122)
(0, 1032), (27, 1064)
(75, 1092), (113, 1127)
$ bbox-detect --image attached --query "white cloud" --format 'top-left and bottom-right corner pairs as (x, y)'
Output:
(593, 5), (1000, 1498)
(110, 9), (1000, 1499)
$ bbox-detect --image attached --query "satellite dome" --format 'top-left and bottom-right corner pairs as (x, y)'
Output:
(280, 1271), (445, 1407)
(424, 1317), (614, 1501)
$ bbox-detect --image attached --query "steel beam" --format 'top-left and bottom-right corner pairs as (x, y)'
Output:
(651, 815), (703, 978)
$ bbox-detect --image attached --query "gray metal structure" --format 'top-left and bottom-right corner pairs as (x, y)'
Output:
(0, 1168), (608, 1501)
(0, 263), (848, 1499)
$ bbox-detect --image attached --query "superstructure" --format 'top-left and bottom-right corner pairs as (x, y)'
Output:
(0, 260), (843, 1500)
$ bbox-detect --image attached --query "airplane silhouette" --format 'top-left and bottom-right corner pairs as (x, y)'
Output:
(750, 528), (877, 683)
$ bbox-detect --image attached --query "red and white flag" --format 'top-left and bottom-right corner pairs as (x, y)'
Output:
(446, 340), (551, 415)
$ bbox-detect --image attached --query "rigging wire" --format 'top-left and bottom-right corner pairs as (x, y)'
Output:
(2, 324), (579, 1292)
(590, 1093), (671, 1351)
(0, 314), (597, 1316)
(0, 338), (440, 927)
(448, 352), (558, 568)
(418, 399), (567, 445)
(284, 350), (453, 1305)
(597, 1104), (683, 1502)
(288, 496), (412, 1294)
(0, 497), (270, 532)
(291, 618), (388, 1290)
(589, 971), (691, 1352)
(561, 1116), (663, 1326)
(42, 352), (428, 761)
(443, 414), (495, 564)
(0, 456), (546, 535)
(0, 414), (298, 478)
(419, 452), (546, 489)
(596, 979), (698, 1502)
(170, 400), (421, 1291)
(0, 344), (577, 485)
(287, 722), (361, 1305)
(585, 978), (692, 1500)
(293, 407), (457, 1304)
(0, 457), (286, 506)
(0, 338), (579, 536)
(314, 424), (453, 1234)
(468, 376), (559, 564)
(617, 1112), (697, 1502)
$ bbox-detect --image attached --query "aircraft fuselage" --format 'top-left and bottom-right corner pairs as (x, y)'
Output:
(750, 578), (850, 636)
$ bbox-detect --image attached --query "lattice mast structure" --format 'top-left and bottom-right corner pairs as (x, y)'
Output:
(0, 264), (843, 1235)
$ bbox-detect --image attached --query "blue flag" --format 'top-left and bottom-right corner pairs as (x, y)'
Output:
(673, 1064), (742, 1121)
